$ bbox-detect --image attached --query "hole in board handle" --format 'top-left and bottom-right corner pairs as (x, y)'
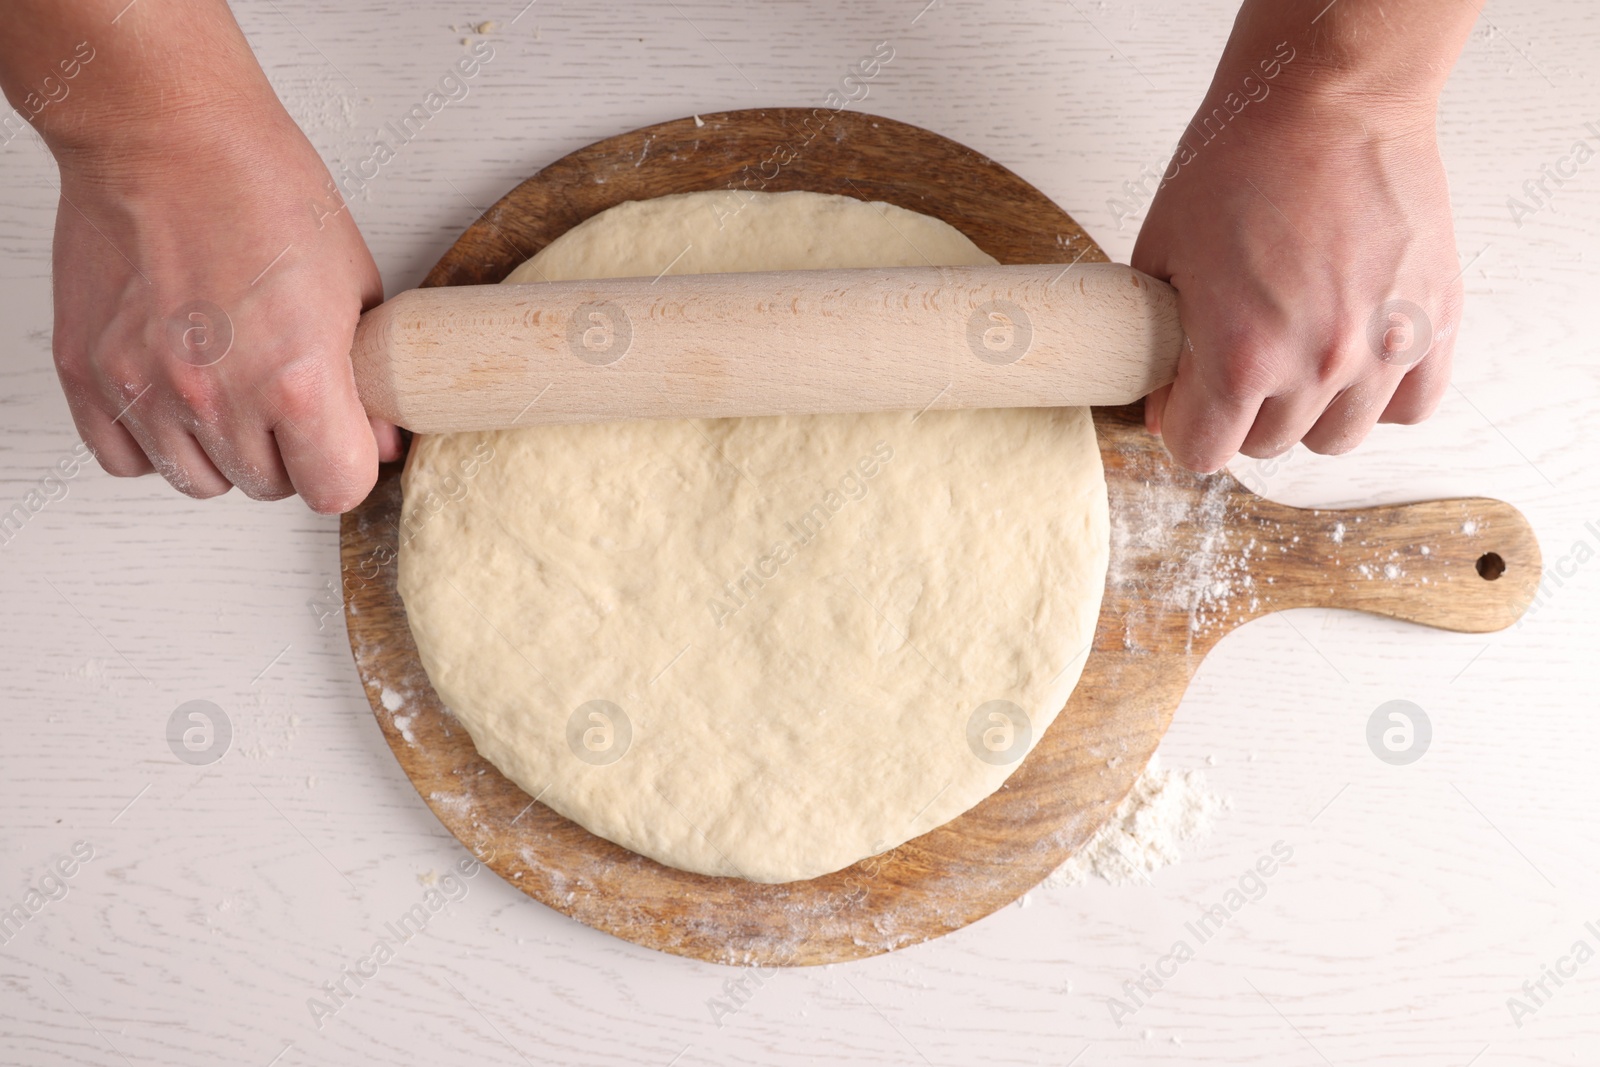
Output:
(1476, 552), (1505, 581)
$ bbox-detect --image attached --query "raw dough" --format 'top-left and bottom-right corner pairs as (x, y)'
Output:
(398, 190), (1109, 883)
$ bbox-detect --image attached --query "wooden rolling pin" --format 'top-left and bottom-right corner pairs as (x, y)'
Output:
(351, 262), (1181, 433)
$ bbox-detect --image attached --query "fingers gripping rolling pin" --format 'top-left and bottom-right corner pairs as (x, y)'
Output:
(350, 262), (1183, 433)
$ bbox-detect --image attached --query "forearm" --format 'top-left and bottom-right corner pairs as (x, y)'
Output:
(1216, 0), (1480, 118)
(0, 0), (286, 169)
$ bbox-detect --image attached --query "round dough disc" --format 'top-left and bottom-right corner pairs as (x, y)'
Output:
(398, 190), (1109, 883)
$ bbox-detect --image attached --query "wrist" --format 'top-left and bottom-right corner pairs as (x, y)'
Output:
(1253, 50), (1443, 133)
(1207, 0), (1473, 135)
(53, 88), (304, 193)
(1197, 38), (1440, 151)
(20, 0), (294, 180)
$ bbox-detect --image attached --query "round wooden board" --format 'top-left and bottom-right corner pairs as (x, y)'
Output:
(340, 109), (1541, 967)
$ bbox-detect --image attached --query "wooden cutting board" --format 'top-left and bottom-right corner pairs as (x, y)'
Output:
(339, 109), (1540, 967)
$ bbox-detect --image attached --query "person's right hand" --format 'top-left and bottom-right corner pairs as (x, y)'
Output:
(51, 97), (399, 513)
(1131, 82), (1460, 473)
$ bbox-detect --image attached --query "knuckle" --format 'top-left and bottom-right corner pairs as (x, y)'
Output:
(1210, 356), (1274, 406)
(1205, 329), (1278, 404)
(87, 361), (157, 424)
(1238, 437), (1292, 461)
(53, 363), (100, 414)
(150, 453), (228, 500)
(106, 373), (147, 410)
(1306, 399), (1374, 454)
(1385, 395), (1440, 426)
(304, 471), (374, 515)
(258, 483), (297, 502)
(50, 335), (83, 377)
(1306, 433), (1360, 457)
(1168, 439), (1227, 474)
(1312, 352), (1343, 387)
(171, 370), (223, 423)
(259, 358), (330, 426)
(233, 468), (296, 502)
(90, 444), (148, 479)
(311, 458), (378, 514)
(1313, 341), (1364, 386)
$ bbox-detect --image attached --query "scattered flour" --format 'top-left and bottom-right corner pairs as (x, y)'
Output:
(1044, 754), (1227, 888)
(381, 687), (404, 712)
(64, 657), (129, 697)
(271, 68), (358, 146)
(235, 689), (301, 761)
(1109, 473), (1258, 648)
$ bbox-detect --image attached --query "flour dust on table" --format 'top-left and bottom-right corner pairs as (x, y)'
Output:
(398, 191), (1111, 883)
(1043, 753), (1227, 888)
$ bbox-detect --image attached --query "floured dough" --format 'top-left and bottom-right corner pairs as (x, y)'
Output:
(398, 190), (1109, 883)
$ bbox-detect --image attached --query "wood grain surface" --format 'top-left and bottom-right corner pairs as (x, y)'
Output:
(340, 110), (1540, 966)
(6, 2), (1596, 1062)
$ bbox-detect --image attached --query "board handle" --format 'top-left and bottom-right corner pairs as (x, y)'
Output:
(1246, 496), (1542, 633)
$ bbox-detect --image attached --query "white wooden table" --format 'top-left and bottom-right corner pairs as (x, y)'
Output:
(3, 1), (1597, 1062)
